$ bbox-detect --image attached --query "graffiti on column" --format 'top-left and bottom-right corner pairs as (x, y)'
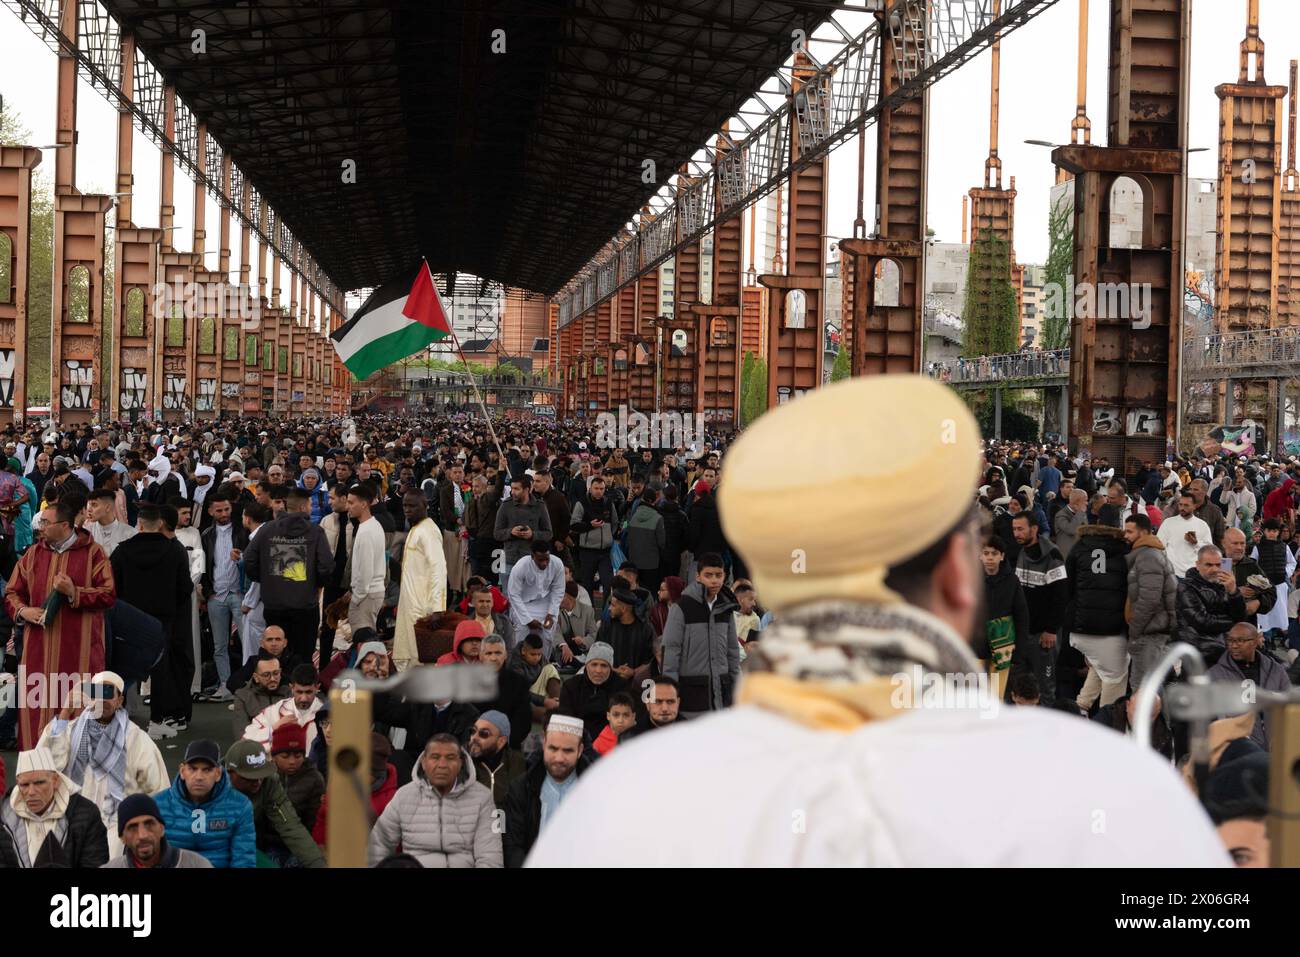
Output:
(61, 361), (94, 410)
(221, 383), (240, 398)
(196, 379), (217, 412)
(120, 368), (147, 411)
(1092, 407), (1122, 436)
(163, 373), (188, 411)
(0, 349), (13, 407)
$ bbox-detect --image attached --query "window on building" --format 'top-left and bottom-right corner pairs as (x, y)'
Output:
(125, 288), (146, 336)
(0, 232), (12, 304)
(68, 264), (91, 322)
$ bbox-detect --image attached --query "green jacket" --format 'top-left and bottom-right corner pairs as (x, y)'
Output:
(247, 774), (326, 868)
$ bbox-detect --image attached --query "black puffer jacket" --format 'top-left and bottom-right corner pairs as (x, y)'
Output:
(1175, 567), (1249, 664)
(1064, 525), (1129, 636)
(0, 792), (110, 868)
(502, 752), (593, 868)
(686, 492), (726, 555)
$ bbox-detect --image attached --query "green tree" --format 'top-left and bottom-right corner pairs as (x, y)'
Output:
(1, 104), (53, 405)
(829, 343), (851, 382)
(739, 350), (768, 426)
(1041, 194), (1073, 350)
(961, 233), (1018, 358)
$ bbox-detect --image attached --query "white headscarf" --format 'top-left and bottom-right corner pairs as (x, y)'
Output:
(192, 464), (217, 510)
(147, 454), (171, 486)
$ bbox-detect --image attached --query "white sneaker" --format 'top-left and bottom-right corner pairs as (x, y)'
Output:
(164, 718), (189, 733)
(148, 721), (179, 740)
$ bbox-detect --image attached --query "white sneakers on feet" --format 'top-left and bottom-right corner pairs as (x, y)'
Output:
(147, 721), (178, 740)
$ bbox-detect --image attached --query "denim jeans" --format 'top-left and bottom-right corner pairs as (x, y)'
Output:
(205, 591), (242, 687)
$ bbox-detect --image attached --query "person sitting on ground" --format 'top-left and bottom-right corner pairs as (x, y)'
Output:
(226, 624), (302, 694)
(243, 663), (324, 754)
(319, 631), (393, 691)
(153, 739), (255, 868)
(313, 732), (398, 847)
(436, 619), (484, 666)
(469, 710), (526, 809)
(625, 674), (684, 739)
(272, 724), (325, 832)
(101, 793), (213, 868)
(557, 641), (630, 742)
(1008, 672), (1040, 707)
(592, 692), (638, 756)
(1201, 738), (1271, 867)
(0, 747), (110, 868)
(502, 712), (592, 867)
(367, 733), (502, 868)
(232, 650), (292, 740)
(224, 739), (325, 868)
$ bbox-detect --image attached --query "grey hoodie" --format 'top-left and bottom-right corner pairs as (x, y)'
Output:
(493, 495), (554, 565)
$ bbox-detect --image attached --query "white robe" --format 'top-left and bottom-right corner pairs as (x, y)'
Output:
(240, 524), (267, 660)
(506, 556), (565, 655)
(392, 518), (448, 671)
(38, 715), (169, 857)
(526, 705), (1230, 867)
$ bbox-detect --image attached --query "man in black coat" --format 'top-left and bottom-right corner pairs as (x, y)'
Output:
(503, 713), (592, 868)
(1063, 507), (1130, 712)
(112, 505), (195, 737)
(479, 634), (533, 750)
(1176, 545), (1249, 667)
(372, 692), (478, 783)
(0, 748), (109, 868)
(556, 642), (630, 741)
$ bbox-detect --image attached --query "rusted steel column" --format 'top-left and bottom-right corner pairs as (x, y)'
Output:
(111, 226), (163, 423)
(50, 0), (113, 425)
(218, 153), (232, 276)
(1213, 1), (1286, 423)
(221, 181), (252, 417)
(688, 126), (743, 427)
(1058, 0), (1093, 185)
(0, 146), (42, 426)
(1281, 60), (1300, 326)
(158, 84), (175, 243)
(192, 124), (207, 260)
(663, 170), (701, 415)
(760, 50), (828, 407)
(1054, 0), (1191, 469)
(844, 0), (927, 378)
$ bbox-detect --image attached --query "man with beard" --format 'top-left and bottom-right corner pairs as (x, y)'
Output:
(594, 587), (655, 680)
(503, 712), (591, 867)
(506, 539), (566, 657)
(470, 710), (526, 808)
(526, 376), (1228, 867)
(101, 794), (213, 868)
(556, 641), (629, 741)
(1010, 511), (1066, 706)
(624, 674), (684, 738)
(243, 663), (324, 754)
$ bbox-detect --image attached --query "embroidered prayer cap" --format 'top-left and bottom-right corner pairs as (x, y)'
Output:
(718, 375), (981, 611)
(547, 714), (586, 739)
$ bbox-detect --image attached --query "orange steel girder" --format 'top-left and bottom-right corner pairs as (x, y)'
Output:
(1281, 60), (1300, 326)
(686, 127), (744, 428)
(845, 0), (928, 377)
(50, 0), (112, 424)
(759, 51), (827, 407)
(0, 146), (42, 426)
(1054, 0), (1191, 471)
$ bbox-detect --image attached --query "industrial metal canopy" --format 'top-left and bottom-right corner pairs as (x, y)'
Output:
(94, 0), (841, 294)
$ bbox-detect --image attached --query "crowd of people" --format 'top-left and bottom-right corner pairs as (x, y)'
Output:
(0, 386), (1290, 868)
(0, 412), (761, 868)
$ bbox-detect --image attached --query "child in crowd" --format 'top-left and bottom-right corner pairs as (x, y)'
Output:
(593, 692), (638, 756)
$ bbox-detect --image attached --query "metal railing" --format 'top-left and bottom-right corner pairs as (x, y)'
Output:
(928, 349), (1069, 384)
(1182, 328), (1300, 374)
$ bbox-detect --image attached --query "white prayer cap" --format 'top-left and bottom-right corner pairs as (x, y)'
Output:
(546, 714), (585, 739)
(16, 747), (60, 776)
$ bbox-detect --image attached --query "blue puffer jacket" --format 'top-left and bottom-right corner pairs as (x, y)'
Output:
(153, 770), (256, 868)
(297, 468), (330, 523)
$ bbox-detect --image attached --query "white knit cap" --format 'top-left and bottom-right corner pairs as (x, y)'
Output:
(547, 715), (585, 739)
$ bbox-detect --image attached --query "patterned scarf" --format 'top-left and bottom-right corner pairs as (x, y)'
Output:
(68, 706), (130, 814)
(738, 601), (982, 730)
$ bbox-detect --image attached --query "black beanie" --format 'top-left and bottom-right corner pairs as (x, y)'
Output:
(116, 793), (163, 835)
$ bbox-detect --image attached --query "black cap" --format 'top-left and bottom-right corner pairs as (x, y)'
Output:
(182, 739), (221, 767)
(611, 587), (639, 606)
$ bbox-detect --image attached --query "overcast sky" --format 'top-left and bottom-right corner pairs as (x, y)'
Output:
(1, 0), (1297, 292)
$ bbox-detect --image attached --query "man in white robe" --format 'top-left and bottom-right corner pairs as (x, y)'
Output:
(527, 376), (1229, 867)
(393, 491), (448, 672)
(506, 540), (565, 656)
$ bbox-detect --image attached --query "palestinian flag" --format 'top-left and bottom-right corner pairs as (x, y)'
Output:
(331, 261), (452, 380)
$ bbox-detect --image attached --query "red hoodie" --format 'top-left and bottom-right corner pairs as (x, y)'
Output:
(436, 620), (485, 666)
(313, 762), (398, 845)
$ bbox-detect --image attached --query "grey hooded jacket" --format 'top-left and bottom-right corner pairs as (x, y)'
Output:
(367, 750), (502, 868)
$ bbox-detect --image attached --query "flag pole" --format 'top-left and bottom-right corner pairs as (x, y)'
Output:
(428, 261), (507, 466)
